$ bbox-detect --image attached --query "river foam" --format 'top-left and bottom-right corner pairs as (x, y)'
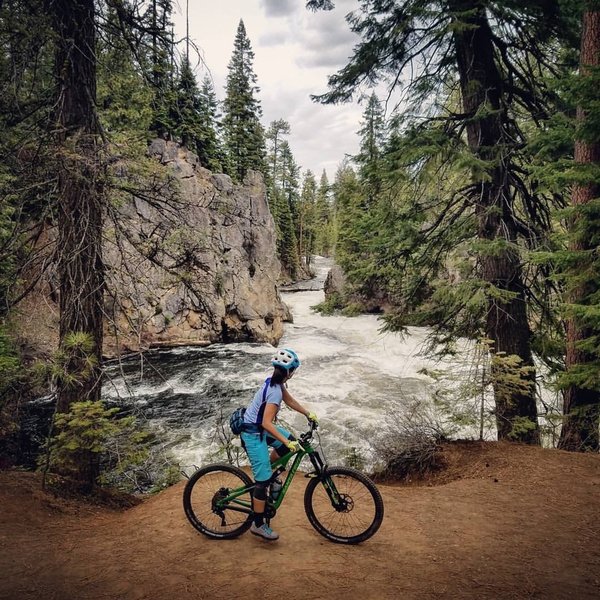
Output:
(100, 257), (481, 471)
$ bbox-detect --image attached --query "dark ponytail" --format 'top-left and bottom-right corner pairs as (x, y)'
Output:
(270, 366), (290, 386)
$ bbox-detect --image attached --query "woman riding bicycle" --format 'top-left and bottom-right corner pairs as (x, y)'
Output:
(241, 348), (317, 541)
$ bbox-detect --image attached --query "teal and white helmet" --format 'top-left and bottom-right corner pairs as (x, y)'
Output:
(272, 348), (301, 371)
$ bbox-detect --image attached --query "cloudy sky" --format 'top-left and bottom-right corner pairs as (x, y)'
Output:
(172, 0), (367, 179)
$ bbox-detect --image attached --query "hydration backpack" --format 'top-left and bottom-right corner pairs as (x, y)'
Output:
(229, 407), (246, 436)
(228, 378), (271, 436)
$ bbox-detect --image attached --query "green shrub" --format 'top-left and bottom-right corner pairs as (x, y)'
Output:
(312, 292), (345, 315)
(341, 302), (363, 317)
(43, 400), (179, 493)
(0, 326), (23, 460)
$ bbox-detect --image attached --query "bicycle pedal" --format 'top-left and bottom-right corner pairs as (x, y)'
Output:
(304, 472), (318, 478)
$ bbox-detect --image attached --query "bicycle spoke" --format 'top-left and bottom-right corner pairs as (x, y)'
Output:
(184, 466), (253, 537)
(310, 473), (377, 539)
(190, 472), (249, 530)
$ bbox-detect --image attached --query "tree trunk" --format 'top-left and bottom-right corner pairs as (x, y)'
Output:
(451, 2), (539, 443)
(52, 0), (104, 414)
(559, 7), (600, 452)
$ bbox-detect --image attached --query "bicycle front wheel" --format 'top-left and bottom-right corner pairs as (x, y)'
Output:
(304, 466), (384, 544)
(183, 464), (254, 539)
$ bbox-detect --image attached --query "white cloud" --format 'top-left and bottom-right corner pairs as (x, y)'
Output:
(261, 84), (360, 175)
(259, 0), (299, 18)
(258, 31), (289, 47)
(173, 0), (365, 177)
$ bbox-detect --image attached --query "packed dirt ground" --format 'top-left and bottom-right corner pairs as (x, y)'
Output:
(1, 441), (599, 600)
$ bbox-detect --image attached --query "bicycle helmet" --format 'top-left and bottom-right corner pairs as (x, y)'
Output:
(272, 348), (301, 371)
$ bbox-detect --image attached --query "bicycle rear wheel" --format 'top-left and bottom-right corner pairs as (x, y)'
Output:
(304, 466), (384, 544)
(183, 464), (253, 539)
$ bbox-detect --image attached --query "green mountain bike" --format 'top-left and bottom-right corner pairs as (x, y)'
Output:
(183, 422), (384, 544)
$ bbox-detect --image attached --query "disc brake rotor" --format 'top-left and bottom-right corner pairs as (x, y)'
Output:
(335, 493), (354, 513)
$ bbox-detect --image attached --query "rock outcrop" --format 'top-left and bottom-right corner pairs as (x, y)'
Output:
(104, 140), (289, 354)
(323, 263), (390, 314)
(323, 264), (347, 299)
(16, 141), (289, 357)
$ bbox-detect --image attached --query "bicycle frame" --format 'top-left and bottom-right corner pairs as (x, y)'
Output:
(214, 431), (340, 517)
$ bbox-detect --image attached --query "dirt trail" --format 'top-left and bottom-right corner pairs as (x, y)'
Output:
(1, 442), (600, 600)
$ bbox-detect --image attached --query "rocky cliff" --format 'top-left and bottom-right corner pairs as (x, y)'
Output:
(16, 141), (289, 357)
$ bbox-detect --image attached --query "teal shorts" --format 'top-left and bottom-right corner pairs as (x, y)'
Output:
(241, 425), (291, 482)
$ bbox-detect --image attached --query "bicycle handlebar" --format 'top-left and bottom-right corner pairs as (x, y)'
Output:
(299, 419), (318, 444)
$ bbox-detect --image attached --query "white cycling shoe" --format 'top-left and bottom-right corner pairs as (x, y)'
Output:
(250, 523), (279, 541)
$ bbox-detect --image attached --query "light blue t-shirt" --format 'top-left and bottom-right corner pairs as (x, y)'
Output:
(244, 379), (283, 425)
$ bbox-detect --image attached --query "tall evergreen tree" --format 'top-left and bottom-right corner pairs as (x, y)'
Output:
(281, 140), (302, 270)
(336, 92), (392, 302)
(173, 58), (204, 151)
(280, 141), (300, 203)
(307, 0), (580, 443)
(299, 170), (318, 266)
(559, 5), (600, 451)
(0, 0), (55, 317)
(314, 170), (334, 256)
(356, 92), (386, 205)
(267, 119), (291, 187)
(198, 75), (225, 172)
(265, 120), (303, 276)
(223, 19), (266, 181)
(145, 0), (175, 138)
(272, 187), (301, 279)
(97, 4), (153, 138)
(170, 60), (224, 172)
(333, 163), (362, 268)
(51, 0), (104, 413)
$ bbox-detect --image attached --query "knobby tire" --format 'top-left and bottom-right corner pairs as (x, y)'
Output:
(304, 466), (384, 544)
(183, 464), (253, 539)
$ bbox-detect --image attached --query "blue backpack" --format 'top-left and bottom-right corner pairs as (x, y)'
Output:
(229, 379), (271, 436)
(229, 407), (246, 435)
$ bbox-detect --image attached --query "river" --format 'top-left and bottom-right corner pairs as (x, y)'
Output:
(99, 256), (491, 472)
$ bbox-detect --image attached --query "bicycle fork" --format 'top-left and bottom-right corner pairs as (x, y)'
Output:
(307, 451), (342, 508)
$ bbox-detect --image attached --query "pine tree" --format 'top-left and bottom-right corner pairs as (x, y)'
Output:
(173, 58), (204, 151)
(51, 0), (105, 415)
(299, 170), (318, 266)
(314, 170), (334, 256)
(96, 5), (153, 138)
(280, 141), (302, 271)
(308, 0), (581, 443)
(223, 19), (266, 182)
(280, 141), (300, 207)
(356, 92), (386, 205)
(0, 0), (55, 311)
(333, 163), (362, 269)
(272, 186), (301, 279)
(558, 6), (600, 452)
(264, 120), (303, 276)
(198, 75), (225, 172)
(170, 60), (224, 172)
(145, 0), (175, 138)
(336, 91), (391, 303)
(267, 119), (291, 187)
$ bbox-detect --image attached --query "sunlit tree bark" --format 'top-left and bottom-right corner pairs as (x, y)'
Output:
(559, 6), (600, 452)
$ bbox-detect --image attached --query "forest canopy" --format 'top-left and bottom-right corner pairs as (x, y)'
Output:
(0, 0), (598, 492)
